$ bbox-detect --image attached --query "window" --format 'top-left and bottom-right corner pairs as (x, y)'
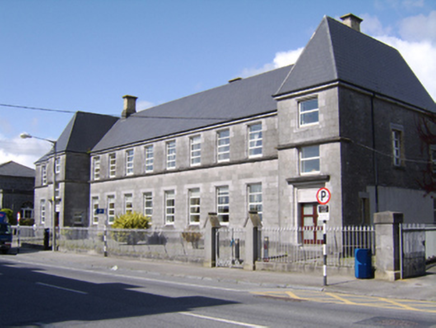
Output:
(299, 98), (319, 126)
(91, 197), (99, 225)
(190, 136), (201, 166)
(167, 141), (176, 169)
(93, 156), (101, 180)
(124, 194), (133, 214)
(248, 183), (262, 221)
(145, 145), (154, 173)
(143, 192), (153, 222)
(300, 145), (320, 174)
(248, 123), (262, 157)
(430, 146), (436, 175)
(217, 186), (229, 224)
(189, 188), (200, 225)
(126, 149), (134, 175)
(55, 157), (61, 176)
(107, 196), (115, 224)
(217, 129), (230, 162)
(41, 165), (47, 186)
(40, 199), (46, 224)
(392, 130), (402, 167)
(165, 190), (175, 225)
(109, 153), (116, 178)
(55, 183), (60, 199)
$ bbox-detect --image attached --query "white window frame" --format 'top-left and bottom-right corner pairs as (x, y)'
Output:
(392, 129), (402, 167)
(143, 192), (153, 221)
(166, 141), (176, 169)
(55, 183), (60, 199)
(248, 123), (262, 157)
(300, 145), (320, 174)
(126, 149), (134, 175)
(124, 194), (133, 214)
(40, 199), (46, 224)
(165, 190), (175, 225)
(299, 98), (319, 127)
(107, 195), (115, 224)
(248, 183), (262, 221)
(91, 197), (99, 225)
(93, 156), (101, 180)
(188, 188), (200, 225)
(55, 157), (61, 176)
(190, 136), (201, 166)
(109, 153), (116, 178)
(217, 129), (230, 162)
(145, 145), (154, 173)
(41, 165), (47, 186)
(217, 186), (229, 224)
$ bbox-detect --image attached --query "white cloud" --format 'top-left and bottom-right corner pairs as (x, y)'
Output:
(240, 47), (304, 78)
(0, 134), (51, 168)
(398, 10), (436, 42)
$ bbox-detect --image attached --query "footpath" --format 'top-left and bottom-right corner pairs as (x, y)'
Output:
(3, 248), (436, 302)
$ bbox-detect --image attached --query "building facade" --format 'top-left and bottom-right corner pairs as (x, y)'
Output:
(33, 14), (436, 242)
(0, 161), (35, 222)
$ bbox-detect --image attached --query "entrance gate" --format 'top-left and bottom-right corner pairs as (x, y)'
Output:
(401, 224), (426, 278)
(215, 228), (245, 268)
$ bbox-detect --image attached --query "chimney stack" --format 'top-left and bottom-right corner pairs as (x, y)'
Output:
(122, 95), (137, 118)
(340, 13), (363, 32)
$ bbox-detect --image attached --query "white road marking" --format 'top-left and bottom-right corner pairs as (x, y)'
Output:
(36, 282), (88, 295)
(179, 312), (268, 327)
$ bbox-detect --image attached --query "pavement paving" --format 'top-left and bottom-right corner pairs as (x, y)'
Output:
(2, 247), (436, 303)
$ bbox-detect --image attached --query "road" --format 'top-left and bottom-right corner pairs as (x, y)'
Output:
(0, 256), (435, 327)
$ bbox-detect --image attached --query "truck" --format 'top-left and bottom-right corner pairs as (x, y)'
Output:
(0, 211), (12, 254)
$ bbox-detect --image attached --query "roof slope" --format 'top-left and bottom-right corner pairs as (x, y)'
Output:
(93, 66), (291, 151)
(0, 161), (35, 178)
(275, 16), (436, 112)
(37, 112), (118, 162)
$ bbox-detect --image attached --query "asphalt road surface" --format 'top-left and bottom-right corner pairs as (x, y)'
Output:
(1, 256), (435, 327)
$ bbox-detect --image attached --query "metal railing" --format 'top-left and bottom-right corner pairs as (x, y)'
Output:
(259, 226), (375, 267)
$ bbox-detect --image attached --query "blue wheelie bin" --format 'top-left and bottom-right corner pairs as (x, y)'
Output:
(355, 248), (373, 279)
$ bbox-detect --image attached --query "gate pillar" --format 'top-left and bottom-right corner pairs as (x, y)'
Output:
(243, 211), (262, 271)
(374, 211), (403, 281)
(203, 212), (221, 268)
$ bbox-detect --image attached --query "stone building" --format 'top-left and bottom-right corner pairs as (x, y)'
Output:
(0, 161), (35, 222)
(32, 14), (436, 243)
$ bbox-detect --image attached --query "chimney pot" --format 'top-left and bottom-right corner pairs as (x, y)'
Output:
(122, 95), (138, 118)
(340, 13), (363, 32)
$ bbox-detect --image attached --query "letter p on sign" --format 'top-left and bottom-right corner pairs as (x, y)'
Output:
(316, 188), (331, 205)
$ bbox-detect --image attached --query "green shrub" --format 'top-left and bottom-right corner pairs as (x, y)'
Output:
(20, 218), (35, 226)
(111, 212), (150, 245)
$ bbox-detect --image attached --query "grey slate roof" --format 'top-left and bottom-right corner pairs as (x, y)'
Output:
(36, 112), (118, 162)
(93, 15), (436, 153)
(275, 16), (436, 112)
(93, 66), (292, 152)
(0, 161), (35, 178)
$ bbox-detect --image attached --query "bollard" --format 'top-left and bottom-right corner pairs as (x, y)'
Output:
(264, 236), (269, 260)
(43, 228), (50, 250)
(235, 238), (240, 262)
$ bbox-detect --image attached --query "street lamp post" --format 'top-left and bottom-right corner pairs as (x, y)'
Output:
(20, 133), (57, 251)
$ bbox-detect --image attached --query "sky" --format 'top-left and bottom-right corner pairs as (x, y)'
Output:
(1, 0), (436, 168)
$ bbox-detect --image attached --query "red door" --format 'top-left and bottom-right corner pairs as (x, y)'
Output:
(300, 203), (322, 244)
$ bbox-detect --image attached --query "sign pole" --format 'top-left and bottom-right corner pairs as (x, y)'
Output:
(323, 220), (327, 286)
(316, 187), (331, 287)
